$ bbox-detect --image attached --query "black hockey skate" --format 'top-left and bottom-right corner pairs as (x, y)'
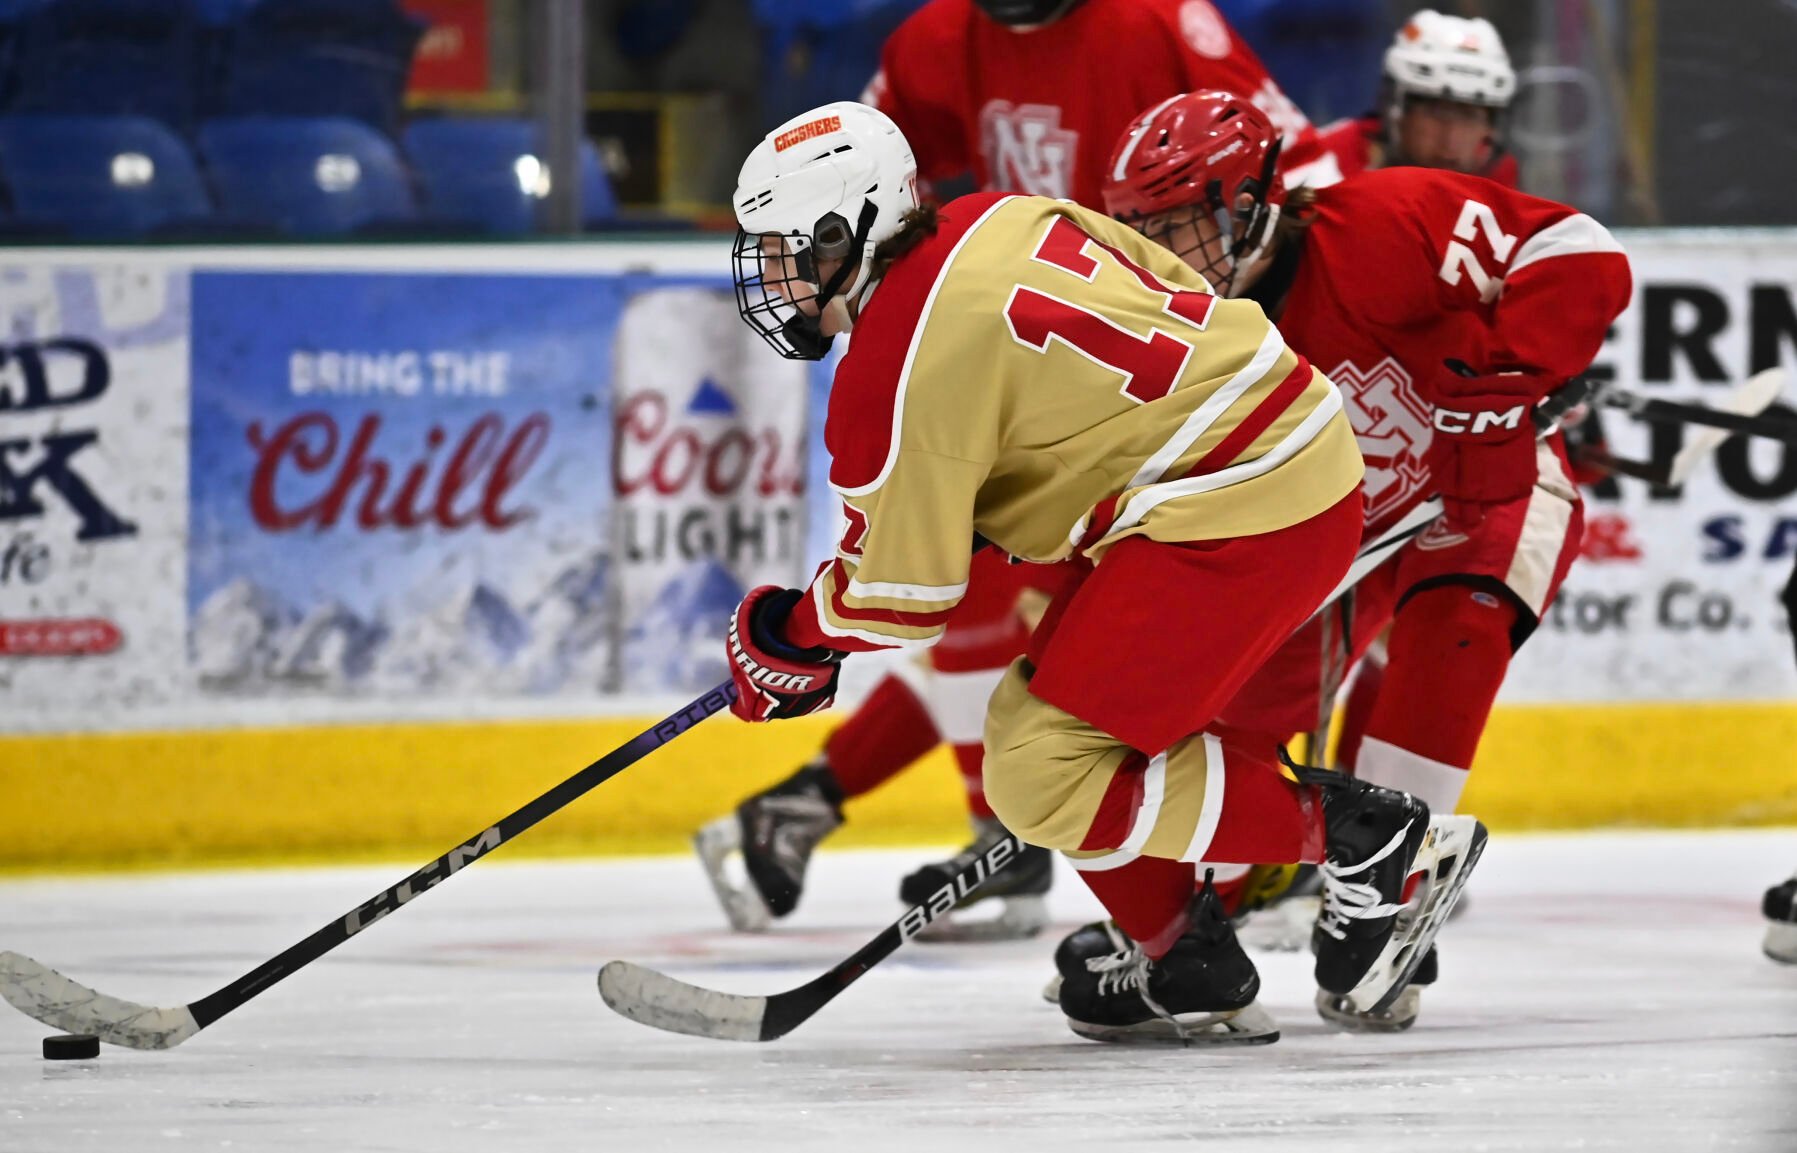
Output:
(1043, 865), (1323, 1000)
(1058, 876), (1278, 1045)
(1764, 875), (1797, 965)
(1041, 917), (1133, 1002)
(1315, 945), (1437, 1032)
(692, 763), (844, 932)
(898, 817), (1052, 941)
(1309, 771), (1485, 1016)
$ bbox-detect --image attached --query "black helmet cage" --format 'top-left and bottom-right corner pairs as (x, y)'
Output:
(734, 201), (878, 360)
(1126, 135), (1282, 297)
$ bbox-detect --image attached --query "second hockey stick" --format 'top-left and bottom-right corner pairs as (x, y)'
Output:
(599, 832), (1024, 1042)
(0, 682), (738, 1051)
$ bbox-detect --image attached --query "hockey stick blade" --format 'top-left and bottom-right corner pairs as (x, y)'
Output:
(1665, 367), (1788, 484)
(1571, 369), (1789, 488)
(1, 683), (736, 1050)
(598, 961), (771, 1042)
(599, 833), (1026, 1042)
(0, 951), (199, 1050)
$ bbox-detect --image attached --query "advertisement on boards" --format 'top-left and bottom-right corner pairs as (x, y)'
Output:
(611, 285), (808, 694)
(1505, 234), (1797, 703)
(188, 270), (619, 702)
(0, 264), (190, 723)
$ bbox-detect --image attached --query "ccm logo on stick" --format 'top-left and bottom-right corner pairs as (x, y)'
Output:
(1434, 405), (1525, 434)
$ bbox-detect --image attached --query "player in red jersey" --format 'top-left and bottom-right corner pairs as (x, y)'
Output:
(694, 0), (1307, 941)
(1280, 8), (1518, 192)
(1280, 8), (1522, 784)
(863, 0), (1310, 208)
(1044, 90), (1631, 1030)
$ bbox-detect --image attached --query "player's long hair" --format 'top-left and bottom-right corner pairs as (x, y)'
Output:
(1271, 185), (1320, 248)
(869, 203), (944, 281)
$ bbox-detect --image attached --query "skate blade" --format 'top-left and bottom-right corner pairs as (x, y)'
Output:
(692, 819), (771, 933)
(1315, 986), (1420, 1033)
(1040, 973), (1063, 1004)
(1066, 1001), (1280, 1046)
(1237, 895), (1321, 953)
(913, 894), (1048, 943)
(1343, 816), (1487, 1015)
(1764, 921), (1797, 965)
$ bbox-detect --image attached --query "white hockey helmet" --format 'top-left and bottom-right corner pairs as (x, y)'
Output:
(1382, 9), (1516, 110)
(732, 101), (919, 360)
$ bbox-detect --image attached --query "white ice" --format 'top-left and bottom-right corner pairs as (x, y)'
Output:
(2, 830), (1794, 1153)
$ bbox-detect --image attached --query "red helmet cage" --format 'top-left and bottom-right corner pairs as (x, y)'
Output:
(1102, 90), (1283, 223)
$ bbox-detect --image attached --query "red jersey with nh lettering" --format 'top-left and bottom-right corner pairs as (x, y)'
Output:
(863, 0), (1310, 210)
(1278, 114), (1520, 193)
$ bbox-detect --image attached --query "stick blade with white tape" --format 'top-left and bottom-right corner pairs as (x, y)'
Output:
(597, 961), (772, 1042)
(1667, 367), (1788, 485)
(0, 951), (200, 1050)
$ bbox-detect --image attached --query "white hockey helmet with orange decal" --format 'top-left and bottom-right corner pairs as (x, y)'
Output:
(732, 101), (919, 360)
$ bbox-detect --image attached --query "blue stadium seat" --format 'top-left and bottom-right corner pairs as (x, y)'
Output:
(0, 114), (211, 236)
(1214, 0), (1387, 124)
(197, 116), (416, 236)
(8, 0), (204, 130)
(213, 0), (425, 137)
(0, 2), (42, 114)
(404, 117), (618, 234)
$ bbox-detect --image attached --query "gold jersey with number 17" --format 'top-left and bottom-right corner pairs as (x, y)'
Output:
(780, 191), (1364, 655)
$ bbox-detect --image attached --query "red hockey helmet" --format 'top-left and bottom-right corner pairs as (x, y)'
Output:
(1102, 91), (1283, 293)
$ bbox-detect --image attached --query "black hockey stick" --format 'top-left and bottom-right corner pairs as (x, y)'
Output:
(599, 832), (1024, 1041)
(1566, 368), (1789, 486)
(0, 682), (739, 1050)
(1593, 382), (1797, 442)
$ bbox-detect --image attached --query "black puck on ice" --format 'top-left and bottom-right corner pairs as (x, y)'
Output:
(42, 1034), (100, 1060)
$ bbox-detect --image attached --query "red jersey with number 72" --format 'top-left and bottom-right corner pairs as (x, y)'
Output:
(1269, 166), (1632, 538)
(781, 192), (1364, 655)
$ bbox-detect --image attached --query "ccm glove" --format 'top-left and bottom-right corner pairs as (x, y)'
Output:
(727, 585), (842, 723)
(1425, 360), (1546, 515)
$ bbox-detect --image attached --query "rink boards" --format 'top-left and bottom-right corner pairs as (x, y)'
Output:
(2, 233), (1795, 870)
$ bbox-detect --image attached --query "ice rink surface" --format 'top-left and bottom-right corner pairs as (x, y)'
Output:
(3, 829), (1794, 1153)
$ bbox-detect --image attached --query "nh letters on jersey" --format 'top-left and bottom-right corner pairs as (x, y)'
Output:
(782, 193), (1364, 655)
(864, 0), (1310, 209)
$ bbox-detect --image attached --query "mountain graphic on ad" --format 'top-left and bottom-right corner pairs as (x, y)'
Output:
(187, 270), (621, 701)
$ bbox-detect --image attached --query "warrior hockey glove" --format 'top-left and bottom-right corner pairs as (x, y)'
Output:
(1426, 360), (1546, 517)
(727, 585), (842, 723)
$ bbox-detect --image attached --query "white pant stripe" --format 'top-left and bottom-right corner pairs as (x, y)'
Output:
(1181, 733), (1227, 862)
(1064, 750), (1169, 873)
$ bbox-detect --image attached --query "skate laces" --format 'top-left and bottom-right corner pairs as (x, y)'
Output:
(1084, 947), (1190, 1042)
(1317, 823), (1413, 941)
(1084, 947), (1148, 996)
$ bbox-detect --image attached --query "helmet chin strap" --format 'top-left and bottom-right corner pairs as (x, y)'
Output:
(1214, 196), (1280, 297)
(783, 201), (880, 360)
(1235, 202), (1281, 278)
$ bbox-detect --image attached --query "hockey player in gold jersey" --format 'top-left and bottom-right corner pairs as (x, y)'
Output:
(722, 101), (1486, 1043)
